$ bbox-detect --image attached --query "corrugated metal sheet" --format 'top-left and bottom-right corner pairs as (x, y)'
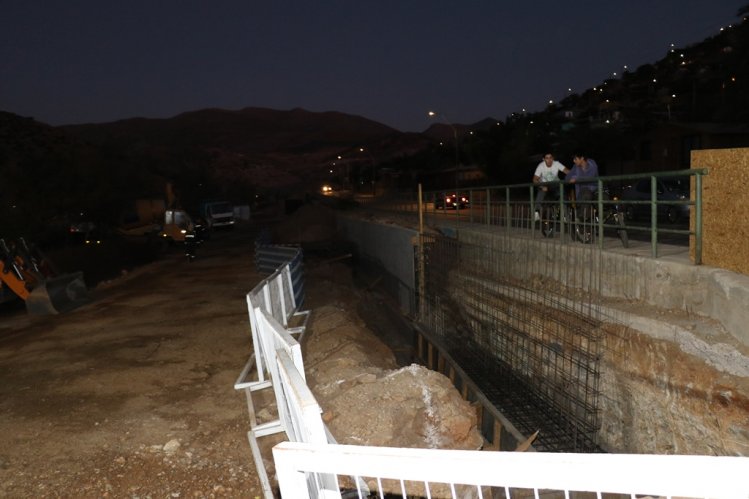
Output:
(254, 232), (305, 308)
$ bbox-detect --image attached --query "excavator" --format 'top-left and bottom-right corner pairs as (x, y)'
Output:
(0, 238), (89, 315)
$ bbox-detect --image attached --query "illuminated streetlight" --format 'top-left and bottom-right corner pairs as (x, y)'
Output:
(666, 94), (677, 120)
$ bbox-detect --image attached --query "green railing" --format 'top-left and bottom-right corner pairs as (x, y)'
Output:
(390, 168), (706, 263)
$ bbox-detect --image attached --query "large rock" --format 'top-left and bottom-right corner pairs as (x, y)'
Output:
(304, 305), (483, 451)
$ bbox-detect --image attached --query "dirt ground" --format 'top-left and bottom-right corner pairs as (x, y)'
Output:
(0, 214), (483, 498)
(0, 227), (267, 497)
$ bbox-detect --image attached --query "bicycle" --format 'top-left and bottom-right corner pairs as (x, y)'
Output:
(536, 191), (564, 238)
(569, 188), (628, 248)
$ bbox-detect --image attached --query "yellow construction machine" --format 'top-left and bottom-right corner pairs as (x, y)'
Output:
(0, 238), (89, 315)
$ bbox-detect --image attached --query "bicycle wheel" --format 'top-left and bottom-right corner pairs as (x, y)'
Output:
(574, 209), (593, 244)
(615, 212), (629, 248)
(541, 206), (557, 238)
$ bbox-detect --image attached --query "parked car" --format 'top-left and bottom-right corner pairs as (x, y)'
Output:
(620, 177), (690, 223)
(435, 193), (469, 209)
(67, 214), (101, 244)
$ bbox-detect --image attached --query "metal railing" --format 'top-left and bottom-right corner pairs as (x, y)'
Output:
(273, 441), (749, 499)
(234, 248), (312, 498)
(428, 169), (703, 261)
(367, 168), (705, 263)
(254, 233), (306, 307)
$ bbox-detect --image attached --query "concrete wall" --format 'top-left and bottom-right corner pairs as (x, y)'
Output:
(336, 214), (417, 313)
(692, 147), (749, 276)
(457, 229), (749, 348)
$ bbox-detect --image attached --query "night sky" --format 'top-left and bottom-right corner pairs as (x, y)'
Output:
(1, 1), (745, 132)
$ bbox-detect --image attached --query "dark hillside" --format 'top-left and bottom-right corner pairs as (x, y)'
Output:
(62, 107), (398, 155)
(0, 112), (160, 241)
(58, 107), (420, 203)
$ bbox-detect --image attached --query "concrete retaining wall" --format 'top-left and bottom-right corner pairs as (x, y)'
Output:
(336, 214), (417, 313)
(457, 228), (749, 347)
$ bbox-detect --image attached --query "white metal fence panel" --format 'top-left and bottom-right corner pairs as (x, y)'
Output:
(257, 307), (304, 385)
(276, 350), (340, 499)
(275, 350), (323, 444)
(233, 251), (312, 499)
(238, 259), (310, 389)
(273, 441), (749, 499)
(244, 291), (269, 384)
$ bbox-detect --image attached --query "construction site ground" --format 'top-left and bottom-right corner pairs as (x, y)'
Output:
(0, 214), (482, 497)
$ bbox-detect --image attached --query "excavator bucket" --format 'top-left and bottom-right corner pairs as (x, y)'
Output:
(25, 271), (90, 315)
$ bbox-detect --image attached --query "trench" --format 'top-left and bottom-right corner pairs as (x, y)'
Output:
(326, 230), (606, 453)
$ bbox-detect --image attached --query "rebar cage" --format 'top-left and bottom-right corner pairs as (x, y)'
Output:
(417, 231), (605, 452)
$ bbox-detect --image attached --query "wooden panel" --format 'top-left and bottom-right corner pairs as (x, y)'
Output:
(692, 148), (749, 275)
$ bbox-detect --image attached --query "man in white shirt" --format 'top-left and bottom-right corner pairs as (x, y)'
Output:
(532, 152), (569, 221)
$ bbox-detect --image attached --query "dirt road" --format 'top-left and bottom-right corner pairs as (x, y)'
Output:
(0, 226), (266, 497)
